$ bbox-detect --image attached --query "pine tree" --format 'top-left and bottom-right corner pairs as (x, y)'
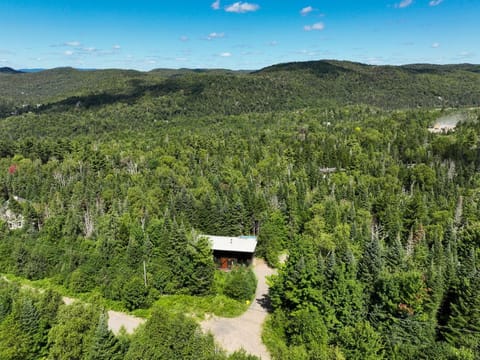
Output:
(441, 253), (480, 351)
(47, 302), (98, 360)
(337, 321), (385, 360)
(87, 311), (123, 360)
(357, 235), (383, 292)
(257, 210), (288, 266)
(186, 235), (215, 295)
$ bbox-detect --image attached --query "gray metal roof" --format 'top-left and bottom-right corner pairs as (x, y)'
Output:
(201, 235), (257, 253)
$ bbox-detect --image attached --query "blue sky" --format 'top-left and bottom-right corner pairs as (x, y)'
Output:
(0, 0), (478, 70)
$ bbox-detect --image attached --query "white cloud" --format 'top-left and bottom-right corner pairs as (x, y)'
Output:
(65, 41), (81, 47)
(304, 22), (325, 31)
(429, 0), (443, 6)
(300, 6), (313, 16)
(113, 44), (121, 49)
(459, 51), (474, 59)
(64, 50), (74, 56)
(180, 35), (189, 42)
(84, 47), (97, 52)
(220, 52), (232, 57)
(207, 32), (225, 40)
(211, 0), (221, 10)
(225, 2), (259, 13)
(395, 0), (413, 8)
(431, 42), (440, 48)
(269, 40), (278, 46)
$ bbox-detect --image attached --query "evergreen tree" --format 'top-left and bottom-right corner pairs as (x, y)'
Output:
(87, 311), (124, 360)
(441, 271), (480, 351)
(125, 308), (218, 360)
(186, 235), (215, 295)
(337, 321), (385, 360)
(257, 210), (288, 266)
(47, 302), (98, 360)
(122, 276), (148, 310)
(357, 234), (383, 293)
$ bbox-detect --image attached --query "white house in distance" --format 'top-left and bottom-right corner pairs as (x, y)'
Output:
(201, 235), (258, 269)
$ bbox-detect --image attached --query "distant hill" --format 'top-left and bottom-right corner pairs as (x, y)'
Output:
(149, 68), (250, 76)
(0, 60), (479, 117)
(0, 67), (23, 74)
(0, 67), (148, 105)
(253, 60), (480, 108)
(257, 60), (480, 75)
(18, 68), (46, 73)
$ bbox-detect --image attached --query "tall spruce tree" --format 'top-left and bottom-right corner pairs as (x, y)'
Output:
(87, 311), (124, 360)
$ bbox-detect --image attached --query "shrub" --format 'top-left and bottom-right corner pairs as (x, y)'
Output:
(223, 267), (257, 301)
(122, 276), (148, 310)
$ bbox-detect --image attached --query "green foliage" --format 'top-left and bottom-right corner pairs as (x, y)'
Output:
(257, 210), (288, 267)
(336, 321), (385, 360)
(152, 294), (248, 319)
(0, 280), (16, 321)
(439, 271), (480, 352)
(223, 267), (257, 301)
(228, 349), (261, 360)
(125, 308), (219, 360)
(0, 283), (62, 360)
(47, 302), (99, 360)
(373, 271), (429, 317)
(87, 311), (125, 360)
(357, 234), (383, 294)
(122, 276), (148, 311)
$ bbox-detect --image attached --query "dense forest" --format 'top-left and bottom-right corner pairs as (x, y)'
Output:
(0, 61), (480, 359)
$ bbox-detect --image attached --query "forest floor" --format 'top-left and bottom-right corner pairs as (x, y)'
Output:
(201, 258), (276, 360)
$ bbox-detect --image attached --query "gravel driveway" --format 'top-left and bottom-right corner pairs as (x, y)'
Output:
(201, 258), (276, 359)
(107, 310), (145, 335)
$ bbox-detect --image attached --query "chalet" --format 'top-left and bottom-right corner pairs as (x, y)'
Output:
(201, 235), (257, 269)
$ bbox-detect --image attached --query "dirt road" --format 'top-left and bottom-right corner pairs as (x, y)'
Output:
(107, 310), (145, 335)
(201, 258), (276, 359)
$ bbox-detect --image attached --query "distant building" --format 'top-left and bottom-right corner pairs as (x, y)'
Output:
(428, 124), (456, 134)
(201, 235), (257, 269)
(319, 167), (337, 174)
(0, 205), (24, 230)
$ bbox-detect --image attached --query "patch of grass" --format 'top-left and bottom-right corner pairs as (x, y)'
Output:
(131, 308), (151, 318)
(149, 294), (249, 320)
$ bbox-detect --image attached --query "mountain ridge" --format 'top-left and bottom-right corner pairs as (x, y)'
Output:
(7, 60), (480, 75)
(1, 60), (479, 116)
(0, 67), (23, 74)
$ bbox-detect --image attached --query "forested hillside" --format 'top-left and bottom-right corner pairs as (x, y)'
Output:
(1, 60), (480, 118)
(0, 60), (479, 359)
